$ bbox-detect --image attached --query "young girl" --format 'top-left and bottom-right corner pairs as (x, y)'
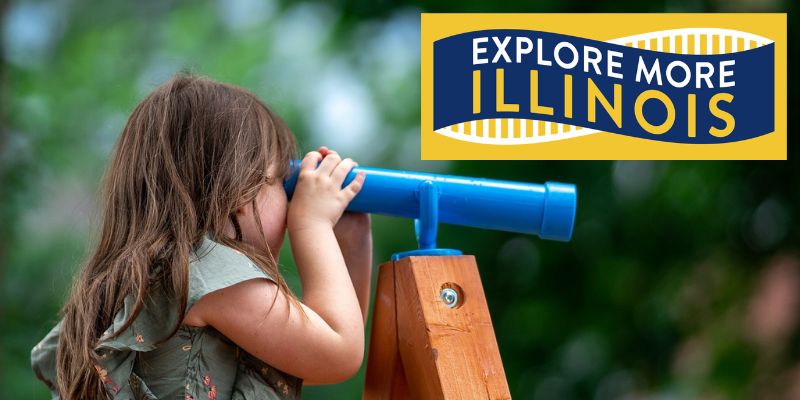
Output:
(30, 74), (372, 399)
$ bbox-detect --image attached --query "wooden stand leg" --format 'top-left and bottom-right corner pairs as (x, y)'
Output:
(363, 259), (409, 399)
(364, 255), (511, 400)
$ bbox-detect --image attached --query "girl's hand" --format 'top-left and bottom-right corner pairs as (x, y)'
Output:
(317, 147), (373, 323)
(286, 147), (366, 233)
(333, 212), (371, 252)
(316, 146), (371, 250)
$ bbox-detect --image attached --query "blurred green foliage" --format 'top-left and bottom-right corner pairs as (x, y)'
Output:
(1, 0), (797, 399)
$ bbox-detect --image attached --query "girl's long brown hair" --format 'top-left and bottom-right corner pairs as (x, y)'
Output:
(55, 73), (301, 399)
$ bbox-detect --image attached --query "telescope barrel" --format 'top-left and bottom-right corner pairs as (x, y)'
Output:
(284, 161), (576, 242)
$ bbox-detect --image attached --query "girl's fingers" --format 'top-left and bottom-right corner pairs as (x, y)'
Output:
(317, 151), (341, 175)
(300, 151), (323, 172)
(318, 146), (338, 157)
(330, 158), (356, 185)
(344, 171), (366, 200)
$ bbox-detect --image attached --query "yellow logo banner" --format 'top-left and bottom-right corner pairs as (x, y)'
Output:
(421, 14), (787, 160)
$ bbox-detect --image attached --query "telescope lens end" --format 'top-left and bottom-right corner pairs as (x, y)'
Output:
(540, 182), (577, 242)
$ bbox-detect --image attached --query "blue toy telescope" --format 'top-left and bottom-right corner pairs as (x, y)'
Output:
(284, 161), (577, 260)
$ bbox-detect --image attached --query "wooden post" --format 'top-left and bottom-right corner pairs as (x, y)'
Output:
(364, 255), (511, 399)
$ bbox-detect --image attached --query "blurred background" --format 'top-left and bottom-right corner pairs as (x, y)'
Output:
(1, 0), (797, 398)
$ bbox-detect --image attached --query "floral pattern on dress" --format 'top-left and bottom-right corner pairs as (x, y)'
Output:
(95, 364), (120, 393)
(203, 373), (217, 400)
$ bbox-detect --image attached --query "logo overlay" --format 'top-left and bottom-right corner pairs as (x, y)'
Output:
(421, 14), (786, 159)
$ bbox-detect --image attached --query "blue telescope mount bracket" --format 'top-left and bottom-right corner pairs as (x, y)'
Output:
(391, 180), (463, 261)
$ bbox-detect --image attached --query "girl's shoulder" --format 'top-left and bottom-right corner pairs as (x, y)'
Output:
(94, 234), (275, 353)
(188, 234), (276, 309)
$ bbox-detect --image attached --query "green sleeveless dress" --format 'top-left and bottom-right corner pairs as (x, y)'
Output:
(30, 235), (303, 399)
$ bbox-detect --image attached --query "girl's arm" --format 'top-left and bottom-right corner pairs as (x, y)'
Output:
(319, 146), (373, 324)
(190, 151), (368, 384)
(334, 212), (373, 324)
(298, 213), (372, 386)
